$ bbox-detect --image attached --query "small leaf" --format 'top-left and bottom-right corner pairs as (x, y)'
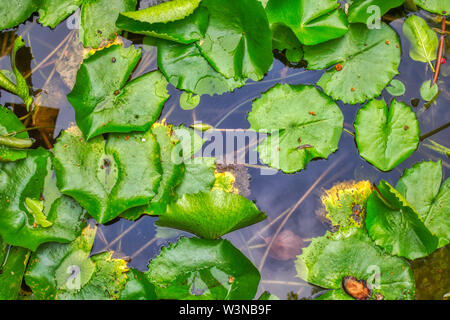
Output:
(403, 15), (438, 71)
(179, 92), (200, 110)
(366, 181), (439, 260)
(386, 79), (406, 96)
(156, 190), (266, 239)
(396, 161), (450, 248)
(146, 237), (261, 300)
(420, 80), (439, 101)
(248, 84), (344, 173)
(354, 99), (420, 171)
(68, 44), (169, 140)
(25, 198), (53, 228)
(414, 0), (450, 14)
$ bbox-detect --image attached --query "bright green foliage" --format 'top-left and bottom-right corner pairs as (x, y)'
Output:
(80, 0), (137, 48)
(396, 161), (450, 248)
(0, 0), (39, 30)
(315, 289), (354, 300)
(266, 0), (348, 45)
(197, 0), (273, 81)
(0, 37), (33, 110)
(175, 157), (216, 197)
(179, 92), (200, 110)
(271, 24), (303, 63)
(386, 79), (406, 96)
(354, 99), (420, 171)
(120, 269), (157, 300)
(366, 181), (438, 260)
(305, 23), (401, 104)
(420, 80), (439, 101)
(68, 44), (169, 140)
(403, 15), (438, 71)
(156, 190), (266, 239)
(0, 240), (30, 300)
(0, 106), (31, 162)
(38, 0), (83, 28)
(157, 40), (245, 95)
(0, 148), (86, 251)
(25, 226), (129, 300)
(53, 127), (162, 224)
(347, 0), (405, 24)
(414, 0), (450, 14)
(146, 237), (261, 300)
(296, 228), (416, 300)
(25, 198), (52, 228)
(248, 84), (344, 173)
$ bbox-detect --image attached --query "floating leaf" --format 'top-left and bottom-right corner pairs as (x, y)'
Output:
(396, 161), (450, 248)
(0, 106), (31, 162)
(420, 79), (439, 101)
(157, 40), (245, 95)
(0, 148), (86, 250)
(296, 228), (415, 300)
(80, 0), (137, 48)
(354, 99), (420, 171)
(347, 0), (405, 24)
(25, 226), (129, 300)
(386, 79), (406, 96)
(265, 0), (348, 45)
(414, 0), (450, 14)
(248, 84), (344, 173)
(156, 190), (266, 239)
(0, 0), (38, 30)
(403, 15), (438, 71)
(146, 237), (261, 300)
(179, 92), (200, 110)
(175, 157), (216, 197)
(304, 23), (401, 104)
(38, 0), (83, 28)
(53, 126), (161, 224)
(120, 268), (157, 300)
(271, 24), (303, 63)
(321, 181), (373, 231)
(315, 289), (355, 300)
(0, 240), (30, 300)
(197, 0), (273, 81)
(68, 44), (169, 140)
(366, 181), (438, 260)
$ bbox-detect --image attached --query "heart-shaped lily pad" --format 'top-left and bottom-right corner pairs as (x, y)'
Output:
(67, 44), (169, 140)
(354, 99), (420, 172)
(248, 84), (344, 173)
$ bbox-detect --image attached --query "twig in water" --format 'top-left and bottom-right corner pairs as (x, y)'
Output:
(433, 16), (446, 85)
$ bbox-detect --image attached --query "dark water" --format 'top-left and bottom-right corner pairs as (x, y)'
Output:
(0, 9), (448, 300)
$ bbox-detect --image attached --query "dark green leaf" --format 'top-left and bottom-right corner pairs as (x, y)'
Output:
(0, 106), (30, 162)
(0, 0), (38, 30)
(248, 84), (344, 173)
(271, 24), (303, 63)
(68, 44), (169, 140)
(146, 237), (261, 300)
(354, 99), (420, 171)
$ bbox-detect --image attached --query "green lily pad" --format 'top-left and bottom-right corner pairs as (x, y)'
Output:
(156, 190), (266, 239)
(197, 0), (273, 81)
(396, 161), (450, 248)
(354, 99), (420, 172)
(179, 92), (201, 110)
(0, 106), (31, 162)
(38, 0), (83, 28)
(271, 24), (303, 63)
(0, 0), (39, 30)
(248, 84), (344, 173)
(175, 157), (216, 197)
(0, 239), (30, 300)
(403, 15), (438, 71)
(414, 0), (450, 14)
(53, 126), (162, 224)
(68, 44), (169, 140)
(266, 0), (348, 45)
(386, 79), (406, 96)
(0, 148), (86, 251)
(25, 226), (129, 300)
(120, 268), (157, 300)
(304, 22), (401, 104)
(315, 289), (355, 300)
(146, 237), (261, 300)
(80, 0), (137, 48)
(366, 181), (438, 260)
(347, 0), (405, 24)
(296, 228), (416, 300)
(157, 40), (245, 95)
(420, 80), (439, 101)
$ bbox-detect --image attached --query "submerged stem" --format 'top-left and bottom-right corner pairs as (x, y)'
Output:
(0, 135), (33, 149)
